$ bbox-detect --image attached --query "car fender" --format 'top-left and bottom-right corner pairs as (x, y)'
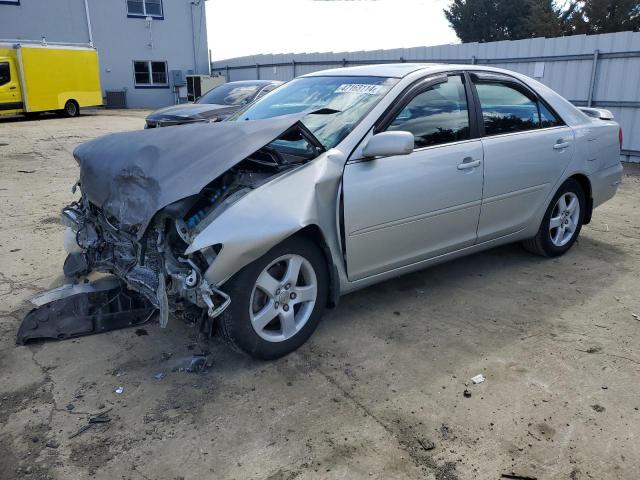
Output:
(185, 149), (348, 288)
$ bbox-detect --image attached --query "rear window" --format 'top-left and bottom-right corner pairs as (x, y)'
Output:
(475, 81), (561, 136)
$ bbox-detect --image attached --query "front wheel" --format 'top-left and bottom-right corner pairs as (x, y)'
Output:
(219, 236), (328, 360)
(522, 178), (585, 257)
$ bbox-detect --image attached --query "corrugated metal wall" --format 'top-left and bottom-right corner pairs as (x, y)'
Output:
(211, 31), (640, 162)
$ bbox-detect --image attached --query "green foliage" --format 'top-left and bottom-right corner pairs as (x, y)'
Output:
(444, 0), (640, 42)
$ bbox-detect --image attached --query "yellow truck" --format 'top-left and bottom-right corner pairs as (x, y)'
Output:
(0, 43), (102, 118)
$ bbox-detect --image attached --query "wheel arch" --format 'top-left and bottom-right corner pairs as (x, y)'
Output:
(568, 173), (593, 224)
(292, 225), (340, 309)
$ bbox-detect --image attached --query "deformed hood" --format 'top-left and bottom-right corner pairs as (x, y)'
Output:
(74, 114), (305, 236)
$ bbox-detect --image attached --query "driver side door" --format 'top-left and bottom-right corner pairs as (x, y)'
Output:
(342, 74), (484, 281)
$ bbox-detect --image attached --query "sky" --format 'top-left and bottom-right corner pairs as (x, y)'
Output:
(205, 0), (458, 61)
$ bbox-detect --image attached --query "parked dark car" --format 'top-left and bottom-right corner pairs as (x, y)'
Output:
(144, 80), (282, 128)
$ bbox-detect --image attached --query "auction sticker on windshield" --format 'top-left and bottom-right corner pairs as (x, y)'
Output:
(335, 84), (384, 95)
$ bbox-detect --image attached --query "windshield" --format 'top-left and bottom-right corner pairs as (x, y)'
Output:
(230, 76), (398, 149)
(196, 83), (262, 105)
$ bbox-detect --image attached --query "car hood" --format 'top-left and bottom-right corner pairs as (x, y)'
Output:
(74, 114), (306, 237)
(146, 103), (238, 122)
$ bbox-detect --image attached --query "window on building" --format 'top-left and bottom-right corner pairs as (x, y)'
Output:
(387, 75), (470, 148)
(134, 61), (168, 87)
(0, 0), (20, 5)
(127, 0), (163, 18)
(0, 62), (10, 87)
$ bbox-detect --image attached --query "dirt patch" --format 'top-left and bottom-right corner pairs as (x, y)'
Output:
(0, 380), (50, 425)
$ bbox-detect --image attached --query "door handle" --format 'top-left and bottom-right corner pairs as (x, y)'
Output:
(9, 86), (16, 90)
(457, 157), (481, 170)
(553, 138), (571, 150)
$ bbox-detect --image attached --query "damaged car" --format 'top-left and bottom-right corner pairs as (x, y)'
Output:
(21, 64), (623, 359)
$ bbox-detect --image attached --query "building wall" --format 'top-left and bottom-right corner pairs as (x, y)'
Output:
(0, 0), (209, 108)
(211, 31), (640, 163)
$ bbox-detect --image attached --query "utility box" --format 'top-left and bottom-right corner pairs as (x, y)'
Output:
(171, 69), (185, 87)
(186, 74), (225, 102)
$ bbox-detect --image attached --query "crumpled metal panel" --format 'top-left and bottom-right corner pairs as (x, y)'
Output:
(74, 113), (307, 236)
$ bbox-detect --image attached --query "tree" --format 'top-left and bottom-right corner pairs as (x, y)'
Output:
(444, 0), (640, 42)
(444, 0), (533, 42)
(526, 0), (563, 38)
(573, 0), (640, 33)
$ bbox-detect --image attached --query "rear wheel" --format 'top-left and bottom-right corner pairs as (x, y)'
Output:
(219, 236), (328, 360)
(522, 178), (585, 257)
(61, 100), (79, 117)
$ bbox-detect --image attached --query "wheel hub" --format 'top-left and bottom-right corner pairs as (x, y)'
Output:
(249, 253), (318, 343)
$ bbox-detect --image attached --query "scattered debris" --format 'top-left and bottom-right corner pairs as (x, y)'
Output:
(591, 404), (606, 413)
(17, 277), (155, 344)
(45, 439), (60, 449)
(115, 386), (124, 395)
(17, 170), (36, 174)
(186, 354), (209, 373)
(463, 389), (472, 398)
(153, 372), (165, 380)
(501, 474), (537, 480)
(577, 346), (602, 354)
(471, 374), (485, 384)
(602, 385), (608, 390)
(417, 437), (436, 451)
(68, 410), (112, 439)
(66, 403), (75, 411)
(135, 328), (148, 336)
(633, 313), (639, 321)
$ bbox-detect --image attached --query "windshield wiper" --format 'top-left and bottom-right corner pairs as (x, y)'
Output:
(308, 107), (342, 115)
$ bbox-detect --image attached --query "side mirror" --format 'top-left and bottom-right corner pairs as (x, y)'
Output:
(362, 131), (414, 158)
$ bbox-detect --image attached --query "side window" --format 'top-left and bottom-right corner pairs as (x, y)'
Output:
(0, 62), (10, 87)
(539, 102), (561, 128)
(387, 75), (470, 148)
(475, 82), (543, 136)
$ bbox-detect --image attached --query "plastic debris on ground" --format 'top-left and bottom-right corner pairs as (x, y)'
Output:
(115, 386), (124, 394)
(471, 374), (485, 384)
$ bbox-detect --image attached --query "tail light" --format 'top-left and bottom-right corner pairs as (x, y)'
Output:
(619, 127), (623, 149)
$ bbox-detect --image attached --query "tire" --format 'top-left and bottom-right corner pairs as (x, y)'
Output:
(219, 236), (328, 360)
(522, 178), (585, 257)
(61, 100), (80, 118)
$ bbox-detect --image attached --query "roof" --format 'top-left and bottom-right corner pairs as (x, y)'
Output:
(303, 63), (443, 78)
(228, 79), (283, 86)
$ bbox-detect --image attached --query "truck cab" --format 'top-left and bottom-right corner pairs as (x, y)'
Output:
(0, 49), (23, 115)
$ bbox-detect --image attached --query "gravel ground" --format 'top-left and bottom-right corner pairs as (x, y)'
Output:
(1, 109), (639, 480)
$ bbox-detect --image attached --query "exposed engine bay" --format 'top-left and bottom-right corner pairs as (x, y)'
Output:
(19, 116), (324, 343)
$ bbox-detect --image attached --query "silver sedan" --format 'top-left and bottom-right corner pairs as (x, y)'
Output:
(55, 64), (623, 359)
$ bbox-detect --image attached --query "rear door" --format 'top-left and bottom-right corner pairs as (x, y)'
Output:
(0, 56), (23, 112)
(342, 74), (484, 280)
(470, 73), (574, 242)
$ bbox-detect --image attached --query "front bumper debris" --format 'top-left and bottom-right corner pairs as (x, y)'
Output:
(17, 277), (155, 344)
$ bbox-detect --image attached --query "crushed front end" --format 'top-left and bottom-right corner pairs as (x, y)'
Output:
(19, 115), (323, 343)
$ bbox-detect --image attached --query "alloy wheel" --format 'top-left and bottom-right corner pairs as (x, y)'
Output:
(549, 192), (580, 247)
(249, 254), (318, 342)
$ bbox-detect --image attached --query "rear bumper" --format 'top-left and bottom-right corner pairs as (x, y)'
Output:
(590, 162), (623, 209)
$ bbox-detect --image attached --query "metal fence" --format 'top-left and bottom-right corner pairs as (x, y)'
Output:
(212, 31), (640, 162)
